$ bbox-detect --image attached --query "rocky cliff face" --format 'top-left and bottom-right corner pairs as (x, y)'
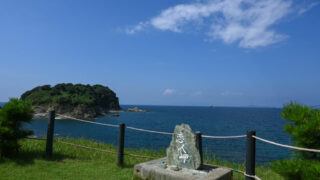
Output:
(33, 102), (112, 119)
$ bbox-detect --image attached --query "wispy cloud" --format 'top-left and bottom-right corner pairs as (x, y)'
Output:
(125, 22), (149, 34)
(298, 2), (319, 15)
(163, 88), (177, 95)
(125, 0), (315, 48)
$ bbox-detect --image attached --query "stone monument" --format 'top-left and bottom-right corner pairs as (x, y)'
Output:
(133, 124), (233, 180)
(167, 124), (201, 170)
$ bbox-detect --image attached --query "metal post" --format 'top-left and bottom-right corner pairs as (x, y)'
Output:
(196, 131), (203, 169)
(246, 131), (256, 180)
(46, 110), (55, 157)
(117, 123), (126, 165)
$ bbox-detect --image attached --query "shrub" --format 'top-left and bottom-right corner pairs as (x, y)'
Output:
(281, 102), (320, 159)
(271, 159), (320, 180)
(271, 102), (320, 179)
(0, 99), (34, 156)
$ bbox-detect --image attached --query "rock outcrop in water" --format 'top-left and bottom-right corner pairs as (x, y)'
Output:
(21, 83), (121, 119)
(127, 107), (148, 112)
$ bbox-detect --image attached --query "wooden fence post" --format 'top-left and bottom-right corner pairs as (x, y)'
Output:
(196, 131), (203, 169)
(117, 123), (126, 165)
(46, 110), (55, 157)
(246, 130), (256, 180)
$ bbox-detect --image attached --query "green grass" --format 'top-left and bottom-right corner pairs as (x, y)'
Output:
(203, 157), (284, 180)
(0, 138), (283, 180)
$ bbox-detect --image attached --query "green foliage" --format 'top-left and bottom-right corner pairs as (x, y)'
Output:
(271, 159), (320, 180)
(0, 99), (34, 157)
(20, 83), (120, 111)
(271, 102), (320, 179)
(281, 102), (320, 158)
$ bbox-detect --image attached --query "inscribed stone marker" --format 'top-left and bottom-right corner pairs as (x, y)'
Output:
(166, 124), (201, 169)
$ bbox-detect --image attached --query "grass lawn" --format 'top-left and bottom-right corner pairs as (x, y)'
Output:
(0, 138), (284, 180)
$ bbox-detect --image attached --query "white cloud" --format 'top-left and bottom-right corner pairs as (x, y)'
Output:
(150, 2), (222, 32)
(220, 90), (243, 96)
(126, 0), (315, 48)
(163, 88), (177, 95)
(125, 22), (149, 34)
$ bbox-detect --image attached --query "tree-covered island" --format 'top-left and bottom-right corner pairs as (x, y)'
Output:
(21, 83), (121, 119)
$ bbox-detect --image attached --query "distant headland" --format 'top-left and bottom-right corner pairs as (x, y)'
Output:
(21, 83), (121, 119)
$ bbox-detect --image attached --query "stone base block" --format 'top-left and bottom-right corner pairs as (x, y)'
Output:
(133, 158), (233, 180)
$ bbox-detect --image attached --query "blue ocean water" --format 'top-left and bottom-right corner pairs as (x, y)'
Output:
(21, 105), (292, 164)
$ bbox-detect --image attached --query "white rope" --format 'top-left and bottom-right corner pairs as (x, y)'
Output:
(253, 135), (320, 153)
(57, 114), (172, 135)
(205, 163), (261, 180)
(244, 172), (262, 180)
(202, 134), (246, 139)
(57, 114), (119, 128)
(56, 114), (245, 138)
(126, 126), (173, 135)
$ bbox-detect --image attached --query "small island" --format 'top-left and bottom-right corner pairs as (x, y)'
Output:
(127, 107), (148, 112)
(21, 83), (121, 119)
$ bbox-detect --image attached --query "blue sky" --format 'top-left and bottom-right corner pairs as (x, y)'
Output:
(0, 0), (319, 107)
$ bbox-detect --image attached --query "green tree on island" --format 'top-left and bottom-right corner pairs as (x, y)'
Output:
(0, 99), (34, 157)
(271, 102), (320, 180)
(21, 83), (121, 119)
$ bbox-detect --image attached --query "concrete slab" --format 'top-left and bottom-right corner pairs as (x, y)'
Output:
(133, 158), (233, 180)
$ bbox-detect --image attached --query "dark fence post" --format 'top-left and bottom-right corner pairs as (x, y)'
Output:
(246, 130), (256, 180)
(46, 110), (55, 157)
(117, 123), (126, 166)
(196, 131), (203, 169)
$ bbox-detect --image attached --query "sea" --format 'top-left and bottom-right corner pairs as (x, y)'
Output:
(1, 103), (292, 164)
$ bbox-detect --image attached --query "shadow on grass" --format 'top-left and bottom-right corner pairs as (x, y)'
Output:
(1, 149), (74, 166)
(118, 163), (135, 169)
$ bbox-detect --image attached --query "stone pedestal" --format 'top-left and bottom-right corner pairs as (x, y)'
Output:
(133, 158), (233, 180)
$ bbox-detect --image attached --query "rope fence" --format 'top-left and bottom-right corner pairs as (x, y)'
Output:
(253, 135), (320, 153)
(244, 172), (262, 180)
(126, 126), (173, 135)
(26, 137), (157, 159)
(57, 114), (119, 128)
(55, 139), (118, 154)
(43, 111), (320, 180)
(57, 114), (247, 138)
(58, 113), (320, 153)
(202, 134), (246, 139)
(26, 136), (260, 179)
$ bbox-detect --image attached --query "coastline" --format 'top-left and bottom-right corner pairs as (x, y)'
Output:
(32, 106), (150, 120)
